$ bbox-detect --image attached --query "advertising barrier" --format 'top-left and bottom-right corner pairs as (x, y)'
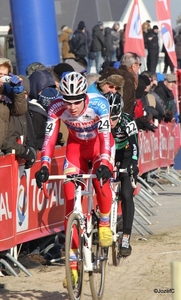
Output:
(0, 122), (180, 251)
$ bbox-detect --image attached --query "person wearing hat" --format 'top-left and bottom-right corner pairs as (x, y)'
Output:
(52, 62), (74, 92)
(147, 25), (159, 73)
(25, 62), (46, 77)
(91, 21), (106, 73)
(28, 69), (60, 149)
(0, 57), (27, 150)
(154, 73), (180, 122)
(1, 74), (37, 169)
(70, 21), (87, 59)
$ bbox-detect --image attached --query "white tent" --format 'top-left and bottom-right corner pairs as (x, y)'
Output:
(121, 0), (153, 25)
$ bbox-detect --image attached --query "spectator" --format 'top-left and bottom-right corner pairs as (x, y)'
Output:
(52, 62), (74, 91)
(154, 73), (178, 122)
(78, 21), (92, 58)
(26, 62), (46, 77)
(1, 75), (36, 169)
(139, 74), (165, 123)
(59, 25), (75, 61)
(0, 57), (27, 149)
(175, 29), (181, 69)
(71, 21), (87, 59)
(91, 21), (106, 73)
(134, 77), (158, 132)
(140, 22), (150, 73)
(147, 25), (160, 73)
(117, 23), (126, 61)
(104, 27), (115, 62)
(118, 52), (141, 115)
(28, 69), (58, 149)
(111, 22), (120, 61)
(141, 70), (165, 109)
(162, 36), (175, 74)
(7, 22), (14, 49)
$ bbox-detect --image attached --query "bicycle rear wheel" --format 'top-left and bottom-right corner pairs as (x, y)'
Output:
(65, 213), (84, 300)
(89, 223), (107, 300)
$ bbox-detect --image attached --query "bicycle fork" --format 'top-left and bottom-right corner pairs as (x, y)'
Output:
(83, 213), (93, 272)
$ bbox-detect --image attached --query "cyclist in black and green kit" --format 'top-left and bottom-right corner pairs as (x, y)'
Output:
(105, 91), (139, 257)
(88, 65), (139, 256)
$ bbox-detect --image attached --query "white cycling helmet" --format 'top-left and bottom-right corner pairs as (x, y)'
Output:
(60, 71), (88, 102)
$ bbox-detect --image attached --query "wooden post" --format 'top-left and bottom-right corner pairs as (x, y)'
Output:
(171, 260), (181, 299)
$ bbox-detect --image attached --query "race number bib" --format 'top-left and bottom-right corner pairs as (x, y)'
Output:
(126, 121), (138, 136)
(45, 121), (56, 136)
(97, 117), (110, 133)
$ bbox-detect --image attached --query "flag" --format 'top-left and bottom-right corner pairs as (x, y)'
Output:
(156, 0), (177, 68)
(124, 0), (145, 57)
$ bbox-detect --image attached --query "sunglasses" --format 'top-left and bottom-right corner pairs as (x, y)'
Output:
(110, 116), (119, 121)
(64, 100), (83, 105)
(108, 84), (119, 90)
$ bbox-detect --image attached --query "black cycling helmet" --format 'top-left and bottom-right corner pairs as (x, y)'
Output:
(104, 92), (124, 116)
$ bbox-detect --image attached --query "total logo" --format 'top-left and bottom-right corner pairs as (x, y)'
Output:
(17, 167), (29, 231)
(161, 20), (175, 52)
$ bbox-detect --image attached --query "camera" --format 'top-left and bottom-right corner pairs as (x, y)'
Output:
(1, 75), (11, 83)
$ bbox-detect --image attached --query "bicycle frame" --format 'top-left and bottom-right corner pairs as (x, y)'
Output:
(43, 173), (97, 271)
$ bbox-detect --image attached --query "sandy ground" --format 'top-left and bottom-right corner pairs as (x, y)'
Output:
(0, 179), (181, 300)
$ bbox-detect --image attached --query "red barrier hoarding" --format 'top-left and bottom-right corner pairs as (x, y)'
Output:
(15, 147), (66, 245)
(0, 154), (17, 251)
(0, 122), (180, 251)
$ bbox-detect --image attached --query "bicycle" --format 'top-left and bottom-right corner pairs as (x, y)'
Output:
(109, 166), (137, 266)
(43, 172), (108, 300)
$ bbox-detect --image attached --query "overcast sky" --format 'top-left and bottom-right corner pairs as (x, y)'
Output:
(142, 0), (181, 28)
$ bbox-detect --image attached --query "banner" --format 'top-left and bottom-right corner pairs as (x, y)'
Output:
(124, 0), (145, 57)
(156, 0), (177, 68)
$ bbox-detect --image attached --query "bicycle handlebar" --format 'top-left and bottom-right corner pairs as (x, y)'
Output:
(48, 174), (97, 180)
(42, 174), (97, 199)
(113, 168), (137, 189)
(42, 170), (137, 200)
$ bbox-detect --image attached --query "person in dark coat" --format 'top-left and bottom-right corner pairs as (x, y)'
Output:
(1, 75), (36, 169)
(162, 30), (175, 74)
(104, 27), (115, 62)
(175, 29), (181, 69)
(72, 21), (87, 59)
(28, 70), (57, 150)
(0, 57), (27, 150)
(147, 25), (160, 73)
(154, 73), (178, 122)
(91, 21), (106, 73)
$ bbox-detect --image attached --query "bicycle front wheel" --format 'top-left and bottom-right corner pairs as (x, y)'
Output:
(112, 214), (123, 266)
(89, 224), (107, 300)
(65, 213), (84, 300)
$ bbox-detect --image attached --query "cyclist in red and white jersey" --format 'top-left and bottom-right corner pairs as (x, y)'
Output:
(35, 71), (114, 286)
